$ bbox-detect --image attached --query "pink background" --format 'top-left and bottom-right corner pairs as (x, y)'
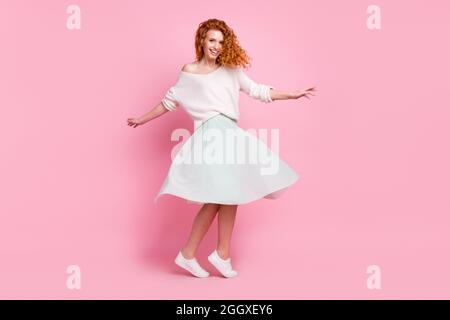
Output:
(1, 0), (449, 299)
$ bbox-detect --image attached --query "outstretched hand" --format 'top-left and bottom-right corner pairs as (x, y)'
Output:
(290, 86), (317, 100)
(127, 117), (142, 128)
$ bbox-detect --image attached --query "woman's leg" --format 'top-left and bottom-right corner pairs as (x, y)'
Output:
(216, 204), (238, 260)
(181, 203), (219, 259)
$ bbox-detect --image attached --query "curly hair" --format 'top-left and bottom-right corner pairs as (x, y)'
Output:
(194, 18), (252, 69)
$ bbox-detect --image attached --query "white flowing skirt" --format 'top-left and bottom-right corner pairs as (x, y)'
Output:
(154, 113), (299, 205)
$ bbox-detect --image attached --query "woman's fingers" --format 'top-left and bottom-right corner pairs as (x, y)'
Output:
(302, 86), (318, 100)
(302, 90), (316, 99)
(127, 118), (140, 127)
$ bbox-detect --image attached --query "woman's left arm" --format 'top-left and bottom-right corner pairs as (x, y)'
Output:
(236, 67), (317, 102)
(269, 86), (317, 101)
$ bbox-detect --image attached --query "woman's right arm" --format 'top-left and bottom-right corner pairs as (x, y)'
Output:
(127, 102), (169, 128)
(128, 85), (180, 128)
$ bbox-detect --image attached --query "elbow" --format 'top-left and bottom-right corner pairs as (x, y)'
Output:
(161, 99), (177, 111)
(265, 87), (274, 102)
(260, 86), (274, 103)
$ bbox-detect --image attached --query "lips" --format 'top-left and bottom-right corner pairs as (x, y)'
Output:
(210, 49), (219, 56)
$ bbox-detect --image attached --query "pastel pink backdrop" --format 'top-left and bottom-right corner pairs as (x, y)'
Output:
(1, 0), (449, 299)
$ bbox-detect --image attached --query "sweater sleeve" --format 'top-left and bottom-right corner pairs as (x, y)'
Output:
(161, 86), (179, 111)
(236, 67), (274, 103)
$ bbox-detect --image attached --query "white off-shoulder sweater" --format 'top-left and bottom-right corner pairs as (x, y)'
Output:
(161, 65), (274, 123)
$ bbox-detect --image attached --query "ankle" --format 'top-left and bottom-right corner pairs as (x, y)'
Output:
(216, 248), (230, 260)
(181, 248), (195, 260)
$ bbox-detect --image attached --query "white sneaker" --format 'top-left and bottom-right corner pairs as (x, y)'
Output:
(175, 251), (209, 278)
(208, 250), (238, 278)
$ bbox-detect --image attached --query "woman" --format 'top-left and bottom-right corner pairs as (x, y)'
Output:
(127, 18), (317, 278)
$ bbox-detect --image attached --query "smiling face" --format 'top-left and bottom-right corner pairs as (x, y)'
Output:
(202, 29), (224, 61)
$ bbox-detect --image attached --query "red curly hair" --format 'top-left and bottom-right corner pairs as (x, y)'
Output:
(194, 18), (252, 69)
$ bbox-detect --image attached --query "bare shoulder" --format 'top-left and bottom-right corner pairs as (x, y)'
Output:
(181, 62), (197, 72)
